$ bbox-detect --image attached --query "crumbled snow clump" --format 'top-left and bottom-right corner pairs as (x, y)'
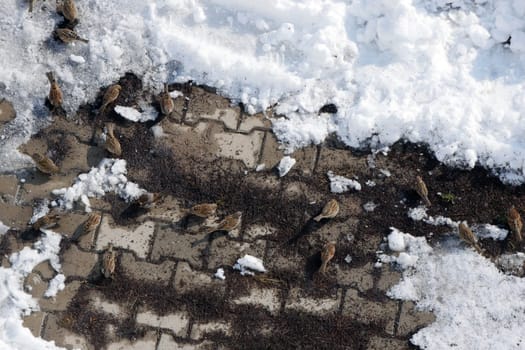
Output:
(344, 255), (352, 264)
(150, 125), (165, 138)
(29, 199), (50, 225)
(472, 224), (508, 241)
(496, 252), (525, 276)
(408, 206), (428, 221)
(388, 227), (408, 252)
(327, 171), (361, 193)
(383, 227), (431, 268)
(214, 268), (226, 280)
(52, 158), (144, 212)
(388, 233), (525, 349)
(44, 274), (65, 298)
(233, 255), (266, 276)
(363, 201), (377, 212)
(277, 156), (296, 177)
(0, 221), (10, 235)
(408, 207), (458, 228)
(115, 106), (157, 123)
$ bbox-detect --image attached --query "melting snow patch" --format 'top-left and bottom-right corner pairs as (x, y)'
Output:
(363, 201), (377, 212)
(150, 125), (165, 139)
(114, 106), (156, 123)
(408, 206), (458, 228)
(233, 255), (266, 276)
(0, 221), (9, 235)
(277, 156), (296, 177)
(52, 158), (144, 212)
(214, 268), (226, 280)
(44, 274), (65, 298)
(472, 224), (508, 241)
(327, 171), (361, 193)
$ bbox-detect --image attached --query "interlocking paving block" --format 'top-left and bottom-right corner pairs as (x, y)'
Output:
(58, 135), (99, 174)
(0, 99), (16, 123)
(259, 132), (285, 170)
(120, 252), (175, 285)
(243, 224), (278, 241)
(106, 330), (157, 350)
(96, 216), (155, 259)
(18, 172), (78, 205)
(0, 174), (18, 198)
(397, 301), (435, 337)
(289, 146), (318, 176)
(43, 314), (94, 350)
(0, 202), (32, 229)
(264, 241), (305, 272)
(207, 238), (266, 270)
(336, 263), (374, 292)
(342, 289), (397, 335)
(22, 311), (46, 337)
(190, 320), (232, 340)
(24, 272), (48, 299)
(173, 261), (221, 294)
(367, 336), (410, 350)
(316, 147), (368, 175)
(59, 212), (98, 250)
(238, 112), (271, 133)
(233, 287), (281, 314)
(285, 288), (341, 315)
(33, 261), (55, 280)
(138, 195), (185, 222)
(158, 333), (214, 350)
(186, 87), (240, 129)
(44, 116), (94, 144)
(87, 290), (127, 318)
(213, 130), (264, 168)
(61, 244), (98, 278)
(40, 281), (81, 312)
(376, 267), (402, 293)
(136, 309), (189, 337)
(150, 224), (207, 268)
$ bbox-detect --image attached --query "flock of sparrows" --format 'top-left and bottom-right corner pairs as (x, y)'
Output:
(414, 175), (523, 253)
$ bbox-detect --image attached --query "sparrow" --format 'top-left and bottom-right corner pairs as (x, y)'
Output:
(54, 28), (89, 44)
(104, 123), (122, 157)
(458, 222), (482, 254)
(415, 175), (431, 207)
(507, 206), (523, 243)
(313, 199), (340, 222)
(29, 0), (34, 12)
(32, 214), (60, 231)
(101, 244), (116, 279)
(71, 212), (102, 242)
(58, 0), (78, 23)
(99, 84), (121, 114)
(46, 71), (63, 110)
(185, 203), (217, 218)
(160, 83), (175, 115)
(206, 211), (242, 233)
(320, 241), (336, 274)
(31, 153), (59, 175)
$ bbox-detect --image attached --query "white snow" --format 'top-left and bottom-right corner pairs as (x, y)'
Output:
(472, 224), (509, 240)
(408, 206), (458, 228)
(52, 158), (144, 212)
(277, 156), (296, 177)
(214, 268), (226, 280)
(44, 274), (65, 298)
(0, 230), (66, 350)
(150, 125), (165, 139)
(387, 227), (407, 252)
(344, 255), (352, 264)
(0, 221), (9, 235)
(388, 232), (525, 349)
(327, 171), (361, 193)
(233, 254), (266, 276)
(115, 106), (157, 123)
(363, 201), (377, 212)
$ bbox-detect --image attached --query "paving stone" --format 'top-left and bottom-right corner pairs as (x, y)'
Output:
(120, 252), (175, 285)
(336, 263), (374, 292)
(207, 238), (266, 270)
(259, 132), (285, 170)
(243, 224), (278, 241)
(106, 330), (157, 350)
(0, 202), (32, 229)
(190, 320), (232, 340)
(58, 212), (98, 250)
(150, 224), (207, 268)
(367, 336), (409, 350)
(58, 135), (98, 174)
(289, 146), (318, 176)
(264, 241), (305, 272)
(157, 333), (214, 350)
(18, 172), (78, 205)
(186, 87), (240, 129)
(342, 289), (397, 334)
(40, 280), (81, 312)
(61, 244), (98, 278)
(95, 216), (155, 258)
(397, 301), (435, 337)
(87, 290), (127, 318)
(24, 272), (48, 299)
(316, 147), (368, 175)
(285, 288), (341, 315)
(22, 311), (46, 337)
(174, 261), (222, 294)
(33, 260), (55, 280)
(136, 309), (189, 337)
(315, 220), (358, 243)
(0, 174), (19, 198)
(138, 195), (185, 222)
(233, 287), (281, 314)
(44, 116), (94, 144)
(376, 267), (402, 293)
(238, 112), (271, 133)
(0, 99), (16, 123)
(213, 130), (264, 168)
(43, 313), (94, 350)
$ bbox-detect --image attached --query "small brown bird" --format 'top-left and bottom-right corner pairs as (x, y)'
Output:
(207, 211), (242, 233)
(186, 203), (218, 218)
(32, 214), (60, 231)
(507, 206), (523, 243)
(101, 244), (116, 279)
(99, 84), (121, 114)
(46, 71), (63, 110)
(59, 0), (78, 23)
(31, 153), (59, 175)
(320, 241), (336, 274)
(160, 83), (174, 115)
(313, 199), (340, 222)
(54, 28), (89, 44)
(415, 175), (431, 207)
(29, 0), (35, 12)
(104, 123), (122, 157)
(458, 222), (482, 254)
(71, 212), (102, 242)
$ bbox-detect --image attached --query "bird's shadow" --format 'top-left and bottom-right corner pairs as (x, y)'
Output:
(286, 219), (324, 245)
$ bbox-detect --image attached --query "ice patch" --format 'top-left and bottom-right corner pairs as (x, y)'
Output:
(327, 171), (361, 193)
